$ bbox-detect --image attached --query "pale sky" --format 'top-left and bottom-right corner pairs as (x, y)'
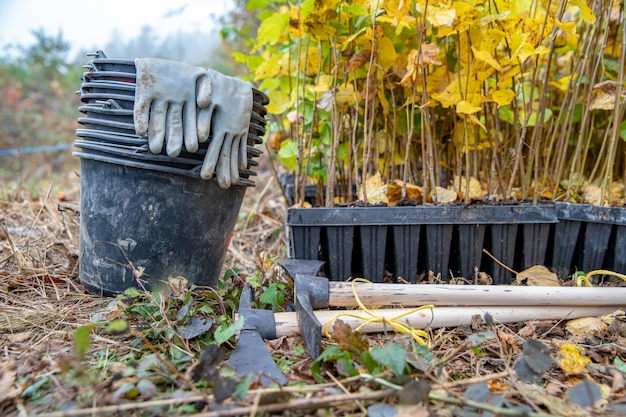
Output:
(0, 0), (234, 58)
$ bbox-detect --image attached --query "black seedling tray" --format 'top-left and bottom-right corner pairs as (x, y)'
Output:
(286, 204), (558, 284)
(551, 202), (626, 278)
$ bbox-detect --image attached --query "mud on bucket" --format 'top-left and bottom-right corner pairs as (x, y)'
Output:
(77, 154), (246, 296)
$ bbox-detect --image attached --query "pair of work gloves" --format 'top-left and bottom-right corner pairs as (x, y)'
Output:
(133, 58), (252, 189)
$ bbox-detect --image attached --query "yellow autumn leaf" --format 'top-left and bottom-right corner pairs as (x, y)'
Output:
(318, 0), (340, 8)
(358, 172), (386, 202)
(555, 19), (579, 44)
(480, 28), (506, 52)
(512, 40), (549, 63)
(382, 0), (410, 25)
(497, 66), (521, 87)
(471, 46), (502, 71)
(299, 47), (321, 77)
(308, 74), (334, 93)
(265, 90), (293, 115)
(341, 26), (368, 51)
(568, 0), (596, 24)
(515, 265), (559, 286)
(558, 343), (591, 375)
(522, 17), (546, 47)
(492, 88), (516, 107)
(376, 86), (391, 115)
(433, 186), (458, 204)
(456, 100), (482, 115)
(480, 10), (511, 25)
(335, 84), (358, 108)
(420, 42), (442, 66)
(589, 81), (620, 110)
(304, 8), (338, 41)
(452, 175), (483, 199)
(508, 32), (528, 62)
(432, 81), (463, 107)
(377, 37), (398, 70)
(426, 6), (456, 27)
(289, 3), (303, 37)
(253, 52), (281, 81)
(353, 0), (381, 13)
(398, 49), (418, 86)
(467, 114), (487, 131)
(451, 1), (475, 33)
(376, 15), (413, 35)
(548, 75), (572, 92)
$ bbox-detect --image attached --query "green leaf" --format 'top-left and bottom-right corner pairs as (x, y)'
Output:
(311, 345), (351, 383)
(525, 108), (553, 127)
(224, 268), (242, 281)
(278, 139), (299, 171)
(615, 356), (626, 373)
(620, 120), (626, 142)
(105, 320), (128, 334)
(234, 374), (253, 400)
(320, 123), (331, 145)
(253, 11), (289, 51)
(259, 78), (281, 92)
(342, 3), (369, 16)
(74, 323), (98, 360)
(247, 0), (270, 10)
(336, 357), (359, 377)
(259, 283), (279, 306)
(360, 350), (381, 374)
(123, 287), (142, 298)
(214, 317), (244, 345)
(21, 376), (49, 399)
(232, 52), (248, 64)
(371, 342), (407, 376)
(246, 271), (263, 288)
(498, 106), (514, 124)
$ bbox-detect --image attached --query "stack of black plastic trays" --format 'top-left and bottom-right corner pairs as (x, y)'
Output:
(74, 51), (268, 186)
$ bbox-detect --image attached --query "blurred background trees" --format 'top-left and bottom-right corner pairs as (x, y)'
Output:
(0, 18), (238, 191)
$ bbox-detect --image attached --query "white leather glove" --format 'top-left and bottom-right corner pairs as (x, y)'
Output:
(134, 58), (212, 157)
(200, 69), (252, 188)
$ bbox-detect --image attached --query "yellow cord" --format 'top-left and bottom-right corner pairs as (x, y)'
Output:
(323, 278), (434, 345)
(576, 269), (626, 287)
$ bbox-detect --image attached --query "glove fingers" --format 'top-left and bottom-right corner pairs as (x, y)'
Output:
(200, 133), (222, 180)
(197, 105), (213, 144)
(166, 103), (184, 157)
(206, 69), (253, 143)
(230, 134), (241, 184)
(216, 135), (234, 189)
(183, 103), (199, 153)
(148, 101), (168, 154)
(238, 135), (247, 170)
(196, 73), (212, 108)
(133, 98), (151, 137)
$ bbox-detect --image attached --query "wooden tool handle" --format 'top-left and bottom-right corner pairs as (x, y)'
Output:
(273, 305), (621, 338)
(327, 282), (626, 307)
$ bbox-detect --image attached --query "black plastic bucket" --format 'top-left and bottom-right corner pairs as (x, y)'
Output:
(78, 155), (246, 296)
(75, 51), (268, 295)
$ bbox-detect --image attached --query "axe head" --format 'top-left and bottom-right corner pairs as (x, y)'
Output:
(295, 274), (329, 309)
(295, 289), (323, 359)
(227, 283), (287, 386)
(278, 258), (325, 280)
(228, 329), (288, 386)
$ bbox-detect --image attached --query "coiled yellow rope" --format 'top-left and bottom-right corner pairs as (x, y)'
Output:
(576, 269), (626, 287)
(323, 278), (434, 345)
